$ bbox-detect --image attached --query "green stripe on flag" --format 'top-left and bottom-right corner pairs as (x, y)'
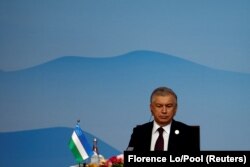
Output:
(68, 139), (84, 162)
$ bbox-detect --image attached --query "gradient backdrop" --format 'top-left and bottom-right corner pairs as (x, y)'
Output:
(0, 0), (250, 166)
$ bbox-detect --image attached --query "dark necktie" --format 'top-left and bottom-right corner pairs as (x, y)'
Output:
(154, 127), (164, 151)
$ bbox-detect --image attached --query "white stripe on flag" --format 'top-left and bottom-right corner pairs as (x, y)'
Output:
(72, 131), (89, 160)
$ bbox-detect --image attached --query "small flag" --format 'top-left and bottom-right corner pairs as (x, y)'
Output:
(68, 123), (93, 162)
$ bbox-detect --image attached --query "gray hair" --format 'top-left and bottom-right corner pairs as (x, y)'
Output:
(150, 87), (178, 103)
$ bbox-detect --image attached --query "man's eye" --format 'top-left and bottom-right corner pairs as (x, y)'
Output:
(166, 104), (173, 107)
(166, 104), (176, 108)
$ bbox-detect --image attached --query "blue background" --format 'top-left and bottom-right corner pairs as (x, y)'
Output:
(0, 0), (250, 167)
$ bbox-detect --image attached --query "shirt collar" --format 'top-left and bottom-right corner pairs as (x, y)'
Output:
(152, 120), (171, 134)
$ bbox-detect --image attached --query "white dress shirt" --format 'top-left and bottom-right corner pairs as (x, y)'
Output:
(150, 121), (172, 151)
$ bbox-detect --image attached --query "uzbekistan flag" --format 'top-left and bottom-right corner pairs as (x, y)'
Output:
(68, 124), (93, 162)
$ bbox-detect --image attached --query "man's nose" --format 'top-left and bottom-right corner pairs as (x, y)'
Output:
(162, 106), (167, 113)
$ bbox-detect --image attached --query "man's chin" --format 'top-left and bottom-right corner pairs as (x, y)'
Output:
(158, 120), (171, 126)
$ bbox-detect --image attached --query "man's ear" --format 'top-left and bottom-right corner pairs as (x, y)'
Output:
(173, 104), (178, 116)
(149, 104), (153, 114)
(150, 110), (153, 115)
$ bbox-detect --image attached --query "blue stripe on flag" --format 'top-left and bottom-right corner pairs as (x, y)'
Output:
(75, 125), (93, 157)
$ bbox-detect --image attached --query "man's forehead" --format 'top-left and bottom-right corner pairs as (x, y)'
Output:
(152, 95), (176, 102)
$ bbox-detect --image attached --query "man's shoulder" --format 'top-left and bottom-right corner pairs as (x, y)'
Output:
(172, 120), (195, 129)
(134, 121), (153, 130)
(172, 120), (200, 135)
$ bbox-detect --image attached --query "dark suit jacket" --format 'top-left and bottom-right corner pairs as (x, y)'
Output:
(127, 120), (200, 152)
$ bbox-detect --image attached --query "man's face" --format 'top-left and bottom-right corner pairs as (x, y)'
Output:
(150, 95), (177, 126)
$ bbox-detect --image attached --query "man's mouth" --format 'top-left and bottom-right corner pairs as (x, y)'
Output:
(159, 116), (168, 119)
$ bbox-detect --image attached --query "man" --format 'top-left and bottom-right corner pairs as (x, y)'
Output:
(127, 87), (200, 151)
